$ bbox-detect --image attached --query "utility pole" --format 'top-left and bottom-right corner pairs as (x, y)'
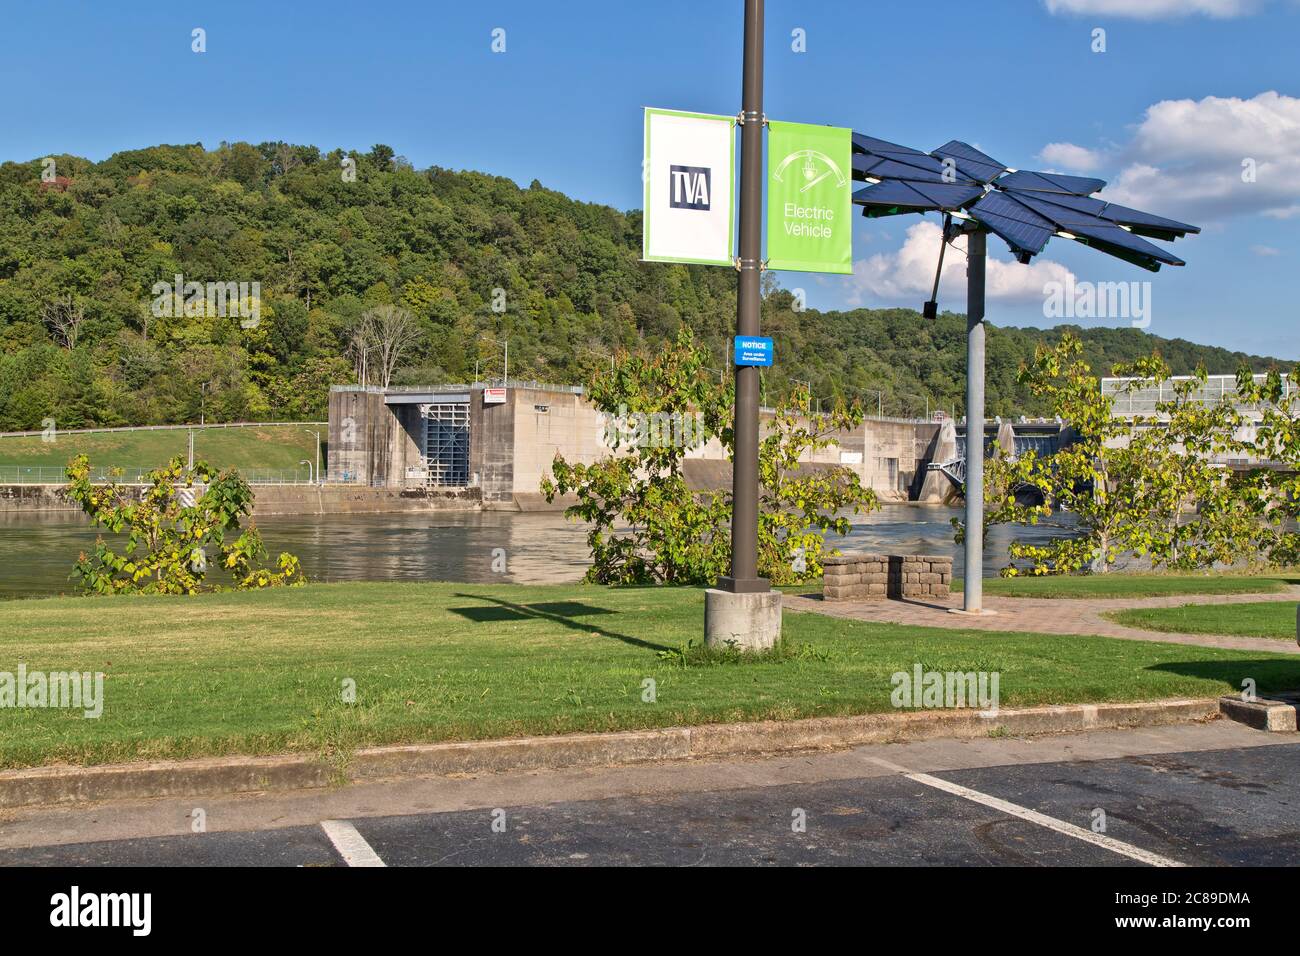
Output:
(200, 381), (211, 426)
(705, 0), (781, 650)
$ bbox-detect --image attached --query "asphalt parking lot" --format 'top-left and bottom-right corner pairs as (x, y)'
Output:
(3, 724), (1297, 867)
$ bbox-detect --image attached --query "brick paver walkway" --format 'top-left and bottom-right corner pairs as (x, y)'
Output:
(784, 585), (1300, 655)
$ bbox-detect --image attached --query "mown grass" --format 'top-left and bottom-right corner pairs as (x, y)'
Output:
(1, 581), (1298, 770)
(0, 425), (319, 473)
(1110, 600), (1299, 641)
(953, 573), (1295, 600)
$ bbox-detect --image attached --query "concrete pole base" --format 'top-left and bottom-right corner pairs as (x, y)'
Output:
(948, 607), (999, 617)
(704, 588), (782, 651)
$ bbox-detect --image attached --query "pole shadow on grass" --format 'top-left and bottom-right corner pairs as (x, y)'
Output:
(1148, 659), (1300, 692)
(448, 594), (674, 653)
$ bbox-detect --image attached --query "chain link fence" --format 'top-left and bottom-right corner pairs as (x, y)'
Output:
(0, 466), (318, 485)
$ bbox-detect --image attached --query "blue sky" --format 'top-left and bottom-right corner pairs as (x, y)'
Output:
(3, 0), (1298, 359)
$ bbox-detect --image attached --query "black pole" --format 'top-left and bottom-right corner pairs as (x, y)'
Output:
(721, 0), (767, 594)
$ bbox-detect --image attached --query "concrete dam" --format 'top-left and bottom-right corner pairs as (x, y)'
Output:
(327, 383), (1067, 512)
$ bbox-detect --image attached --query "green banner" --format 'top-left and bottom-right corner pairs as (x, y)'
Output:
(766, 121), (853, 274)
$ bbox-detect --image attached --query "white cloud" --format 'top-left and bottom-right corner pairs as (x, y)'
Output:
(1038, 142), (1104, 172)
(1103, 92), (1300, 223)
(1251, 244), (1282, 256)
(1043, 0), (1260, 18)
(848, 221), (1076, 307)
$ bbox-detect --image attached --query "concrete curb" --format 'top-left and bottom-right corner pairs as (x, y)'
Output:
(0, 698), (1219, 809)
(1219, 694), (1299, 732)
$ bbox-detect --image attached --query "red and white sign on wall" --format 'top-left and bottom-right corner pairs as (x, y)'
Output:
(484, 387), (507, 406)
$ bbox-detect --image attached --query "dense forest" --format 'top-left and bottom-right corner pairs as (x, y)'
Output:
(0, 141), (1290, 431)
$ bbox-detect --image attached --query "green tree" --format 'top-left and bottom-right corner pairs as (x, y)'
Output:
(1001, 336), (1259, 575)
(541, 329), (877, 586)
(1234, 364), (1300, 566)
(63, 454), (305, 594)
(1004, 336), (1160, 574)
(1118, 359), (1262, 570)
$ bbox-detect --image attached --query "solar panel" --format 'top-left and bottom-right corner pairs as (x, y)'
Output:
(930, 140), (1007, 184)
(968, 191), (1056, 258)
(850, 132), (1200, 272)
(854, 180), (985, 216)
(1010, 192), (1187, 269)
(993, 169), (1108, 197)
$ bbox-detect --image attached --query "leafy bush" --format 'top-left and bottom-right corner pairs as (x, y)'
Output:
(63, 453), (305, 593)
(541, 328), (877, 586)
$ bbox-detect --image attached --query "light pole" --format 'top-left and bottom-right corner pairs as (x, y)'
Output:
(705, 0), (781, 651)
(723, 0), (764, 597)
(299, 459), (313, 484)
(304, 429), (321, 483)
(200, 381), (212, 426)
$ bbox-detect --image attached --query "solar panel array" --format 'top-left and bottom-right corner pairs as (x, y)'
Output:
(851, 134), (1199, 272)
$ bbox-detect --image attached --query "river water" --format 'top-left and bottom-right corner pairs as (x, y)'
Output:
(0, 504), (1076, 600)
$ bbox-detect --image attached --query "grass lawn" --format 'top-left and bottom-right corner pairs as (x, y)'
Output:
(2, 581), (1299, 770)
(1110, 601), (1299, 641)
(0, 425), (320, 475)
(952, 573), (1296, 600)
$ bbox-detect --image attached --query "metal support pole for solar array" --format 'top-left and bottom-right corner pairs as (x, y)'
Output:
(721, 0), (766, 596)
(962, 229), (987, 614)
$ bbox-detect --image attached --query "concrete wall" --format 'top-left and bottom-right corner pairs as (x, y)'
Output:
(857, 419), (939, 500)
(511, 388), (606, 494)
(0, 483), (479, 517)
(250, 484), (478, 515)
(328, 388), (422, 486)
(329, 384), (944, 509)
(0, 484), (76, 514)
(470, 388), (515, 504)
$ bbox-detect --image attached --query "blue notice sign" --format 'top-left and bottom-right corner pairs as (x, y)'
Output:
(733, 336), (774, 367)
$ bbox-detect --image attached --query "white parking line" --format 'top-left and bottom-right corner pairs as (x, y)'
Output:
(866, 757), (1185, 868)
(320, 820), (386, 867)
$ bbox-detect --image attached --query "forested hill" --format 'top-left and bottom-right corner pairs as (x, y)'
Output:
(0, 141), (1289, 430)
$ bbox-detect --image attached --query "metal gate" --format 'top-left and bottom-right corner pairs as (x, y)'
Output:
(422, 403), (469, 487)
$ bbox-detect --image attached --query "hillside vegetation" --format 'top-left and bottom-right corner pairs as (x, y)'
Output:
(0, 141), (1289, 430)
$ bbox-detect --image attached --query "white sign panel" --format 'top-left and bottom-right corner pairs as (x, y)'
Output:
(483, 387), (506, 405)
(643, 108), (735, 266)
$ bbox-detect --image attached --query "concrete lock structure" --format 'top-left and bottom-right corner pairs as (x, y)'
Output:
(0, 388), (1066, 520)
(326, 383), (1070, 512)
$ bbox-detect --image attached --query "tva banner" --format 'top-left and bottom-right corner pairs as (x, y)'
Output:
(642, 108), (736, 267)
(766, 121), (853, 274)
